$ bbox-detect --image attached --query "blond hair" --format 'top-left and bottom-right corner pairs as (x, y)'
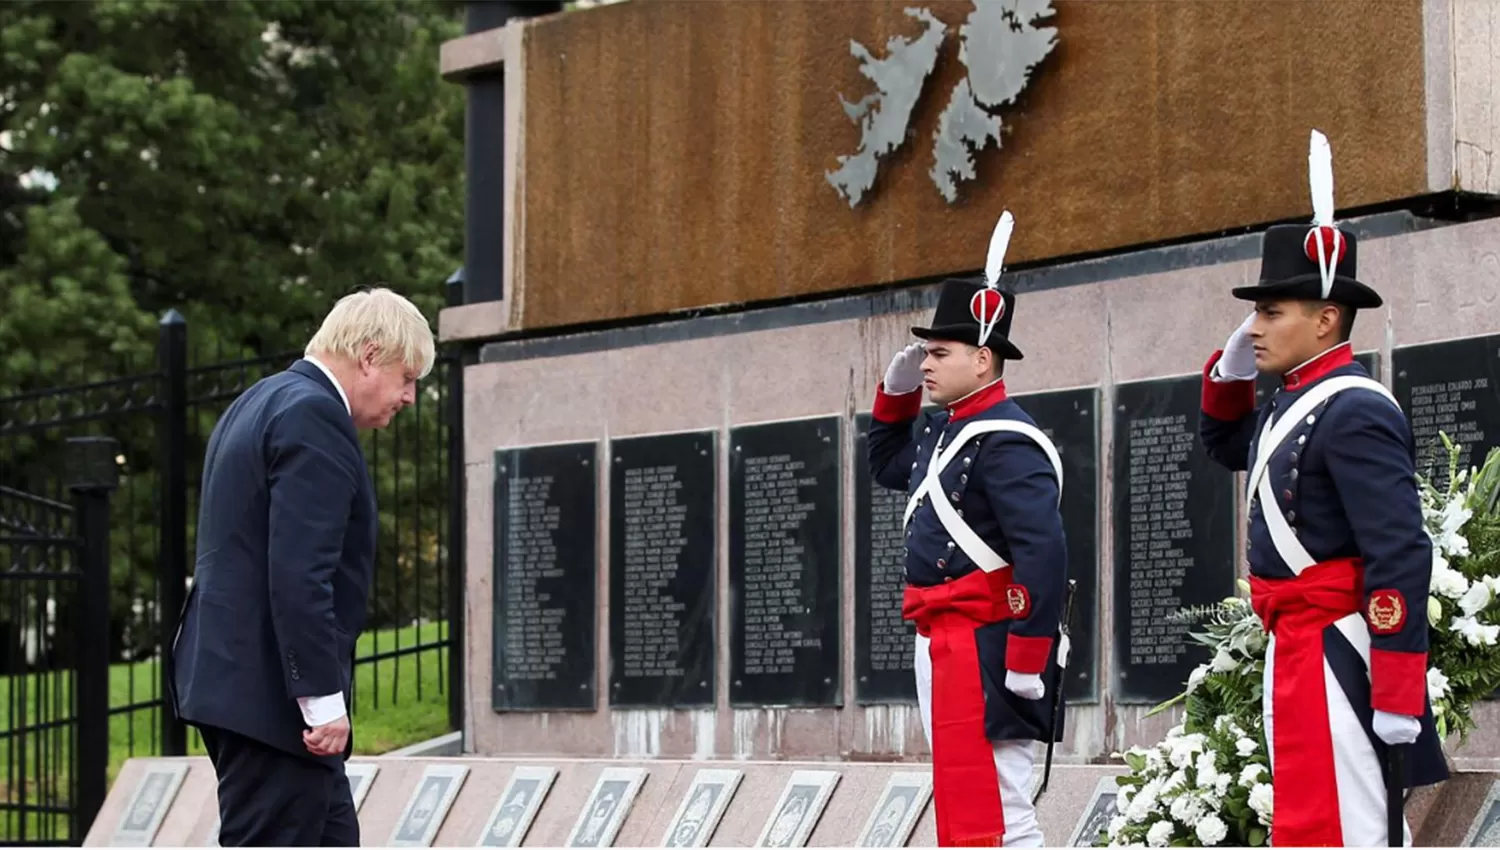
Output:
(305, 287), (436, 379)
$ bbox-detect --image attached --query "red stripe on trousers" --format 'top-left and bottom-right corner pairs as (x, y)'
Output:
(903, 569), (1014, 847)
(1249, 557), (1363, 847)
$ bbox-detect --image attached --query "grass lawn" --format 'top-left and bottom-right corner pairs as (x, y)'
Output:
(1, 621), (452, 843)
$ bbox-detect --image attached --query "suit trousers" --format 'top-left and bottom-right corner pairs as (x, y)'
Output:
(200, 724), (359, 847)
(914, 632), (1044, 847)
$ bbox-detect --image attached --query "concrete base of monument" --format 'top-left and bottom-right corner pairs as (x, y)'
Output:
(84, 754), (1131, 847)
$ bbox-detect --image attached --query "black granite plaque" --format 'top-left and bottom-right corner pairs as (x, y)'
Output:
(729, 416), (842, 707)
(607, 431), (717, 708)
(492, 441), (597, 711)
(1393, 335), (1500, 490)
(1255, 350), (1380, 404)
(852, 410), (931, 704)
(1013, 387), (1101, 704)
(1112, 375), (1237, 704)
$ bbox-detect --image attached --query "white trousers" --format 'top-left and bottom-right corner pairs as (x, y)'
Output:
(914, 632), (1043, 847)
(1264, 622), (1412, 847)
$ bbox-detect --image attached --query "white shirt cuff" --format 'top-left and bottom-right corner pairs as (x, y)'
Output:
(297, 693), (346, 727)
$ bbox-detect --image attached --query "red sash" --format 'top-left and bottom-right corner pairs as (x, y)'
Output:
(902, 569), (1013, 847)
(1249, 557), (1363, 847)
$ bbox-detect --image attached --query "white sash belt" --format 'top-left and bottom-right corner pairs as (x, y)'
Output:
(1247, 375), (1399, 575)
(903, 419), (1063, 574)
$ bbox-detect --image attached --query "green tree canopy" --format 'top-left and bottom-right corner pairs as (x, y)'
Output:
(0, 0), (465, 390)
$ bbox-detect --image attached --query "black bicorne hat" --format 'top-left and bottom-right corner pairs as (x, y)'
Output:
(911, 277), (1024, 360)
(1229, 223), (1382, 309)
(1231, 129), (1382, 309)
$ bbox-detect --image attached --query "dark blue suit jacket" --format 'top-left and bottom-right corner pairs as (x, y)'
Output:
(169, 359), (377, 764)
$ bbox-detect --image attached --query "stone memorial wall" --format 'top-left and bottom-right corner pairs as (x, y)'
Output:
(460, 212), (1500, 765)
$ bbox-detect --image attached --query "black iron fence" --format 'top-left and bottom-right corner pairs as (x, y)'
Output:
(0, 311), (464, 844)
(0, 439), (119, 846)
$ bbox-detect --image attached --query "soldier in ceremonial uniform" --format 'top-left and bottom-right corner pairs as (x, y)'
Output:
(868, 213), (1067, 847)
(1199, 131), (1448, 846)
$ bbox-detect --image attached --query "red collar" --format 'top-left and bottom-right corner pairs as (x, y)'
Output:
(947, 379), (1008, 421)
(1283, 343), (1353, 391)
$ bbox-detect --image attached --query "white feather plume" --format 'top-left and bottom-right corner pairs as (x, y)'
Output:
(1309, 130), (1334, 226)
(984, 210), (1014, 288)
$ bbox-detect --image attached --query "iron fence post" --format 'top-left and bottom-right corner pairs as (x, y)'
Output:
(69, 436), (120, 842)
(445, 273), (467, 738)
(158, 310), (189, 756)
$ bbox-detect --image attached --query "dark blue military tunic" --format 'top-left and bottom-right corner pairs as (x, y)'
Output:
(868, 378), (1068, 742)
(1200, 341), (1448, 789)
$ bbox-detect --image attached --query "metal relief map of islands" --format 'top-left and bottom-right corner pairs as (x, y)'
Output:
(826, 0), (1059, 207)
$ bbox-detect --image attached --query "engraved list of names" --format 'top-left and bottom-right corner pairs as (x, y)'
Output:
(492, 442), (597, 711)
(853, 412), (919, 704)
(1394, 335), (1500, 490)
(730, 417), (842, 707)
(608, 432), (716, 708)
(1112, 376), (1235, 704)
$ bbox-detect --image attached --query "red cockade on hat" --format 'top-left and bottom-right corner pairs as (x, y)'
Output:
(969, 288), (1004, 325)
(1303, 225), (1347, 268)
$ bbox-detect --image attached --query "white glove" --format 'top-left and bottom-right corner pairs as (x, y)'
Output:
(1004, 670), (1045, 700)
(1373, 709), (1420, 745)
(1212, 312), (1258, 381)
(883, 341), (926, 395)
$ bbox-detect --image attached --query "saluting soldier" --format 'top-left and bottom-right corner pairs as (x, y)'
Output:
(1199, 131), (1448, 847)
(868, 212), (1068, 848)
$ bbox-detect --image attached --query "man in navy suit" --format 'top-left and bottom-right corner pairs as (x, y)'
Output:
(170, 288), (435, 846)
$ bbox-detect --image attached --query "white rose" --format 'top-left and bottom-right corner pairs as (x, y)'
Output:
(1214, 772), (1232, 797)
(1146, 821), (1174, 848)
(1170, 794), (1204, 824)
(1195, 814), (1229, 846)
(1249, 783), (1274, 821)
(1210, 648), (1237, 672)
(1239, 763), (1266, 787)
(1431, 562), (1469, 599)
(1429, 596), (1443, 627)
(1107, 815), (1127, 840)
(1164, 768), (1189, 792)
(1195, 754), (1221, 790)
(1127, 780), (1161, 823)
(1452, 615), (1500, 647)
(1459, 581), (1493, 617)
(1428, 667), (1451, 701)
(1235, 737), (1258, 757)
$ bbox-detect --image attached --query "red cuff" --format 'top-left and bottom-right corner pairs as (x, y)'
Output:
(1006, 634), (1053, 675)
(1370, 648), (1427, 716)
(1200, 350), (1256, 421)
(873, 381), (923, 423)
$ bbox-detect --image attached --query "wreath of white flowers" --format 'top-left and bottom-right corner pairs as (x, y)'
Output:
(1102, 436), (1500, 848)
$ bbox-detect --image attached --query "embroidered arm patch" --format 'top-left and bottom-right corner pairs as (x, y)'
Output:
(1366, 589), (1407, 634)
(1005, 584), (1031, 619)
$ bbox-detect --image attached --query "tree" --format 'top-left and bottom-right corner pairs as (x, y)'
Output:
(0, 0), (467, 658)
(0, 0), (466, 390)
